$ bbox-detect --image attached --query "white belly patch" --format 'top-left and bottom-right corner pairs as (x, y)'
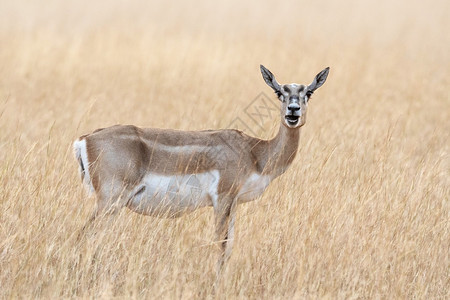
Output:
(127, 170), (219, 216)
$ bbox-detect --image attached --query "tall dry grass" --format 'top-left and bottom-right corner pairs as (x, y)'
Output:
(0, 0), (449, 298)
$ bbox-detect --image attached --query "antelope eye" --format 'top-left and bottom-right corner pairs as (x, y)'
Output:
(275, 91), (284, 101)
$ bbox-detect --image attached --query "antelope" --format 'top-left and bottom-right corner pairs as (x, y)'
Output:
(73, 65), (329, 274)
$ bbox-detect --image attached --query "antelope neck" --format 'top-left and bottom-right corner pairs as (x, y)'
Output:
(255, 121), (301, 177)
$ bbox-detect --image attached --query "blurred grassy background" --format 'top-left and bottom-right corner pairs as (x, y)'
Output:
(0, 0), (448, 298)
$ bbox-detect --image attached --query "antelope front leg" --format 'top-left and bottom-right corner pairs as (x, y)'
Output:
(214, 194), (238, 277)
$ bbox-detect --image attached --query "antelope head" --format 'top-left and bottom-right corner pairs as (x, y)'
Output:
(260, 65), (329, 128)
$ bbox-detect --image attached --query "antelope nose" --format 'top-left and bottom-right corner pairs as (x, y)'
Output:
(288, 103), (300, 111)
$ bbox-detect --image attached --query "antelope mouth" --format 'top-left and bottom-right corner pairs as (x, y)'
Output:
(285, 115), (299, 126)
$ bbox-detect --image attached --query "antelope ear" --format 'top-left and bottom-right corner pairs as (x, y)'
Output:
(307, 67), (330, 93)
(260, 65), (282, 96)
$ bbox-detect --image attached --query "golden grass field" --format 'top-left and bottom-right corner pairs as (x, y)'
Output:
(0, 0), (449, 298)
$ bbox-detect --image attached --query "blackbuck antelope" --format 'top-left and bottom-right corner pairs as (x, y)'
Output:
(74, 65), (329, 272)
